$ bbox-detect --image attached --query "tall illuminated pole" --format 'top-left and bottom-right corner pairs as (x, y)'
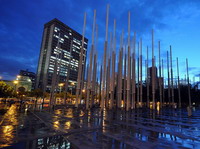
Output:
(170, 46), (174, 107)
(146, 46), (149, 107)
(116, 54), (120, 108)
(126, 11), (131, 111)
(110, 20), (116, 109)
(75, 13), (86, 108)
(101, 4), (109, 110)
(50, 33), (60, 108)
(105, 32), (112, 108)
(140, 38), (143, 104)
(91, 23), (98, 107)
(91, 54), (97, 107)
(86, 10), (96, 110)
(131, 32), (136, 109)
(99, 65), (102, 105)
(137, 42), (140, 105)
(176, 57), (181, 108)
(106, 56), (111, 108)
(118, 30), (124, 108)
(124, 52), (127, 108)
(152, 30), (155, 109)
(167, 51), (170, 105)
(186, 58), (191, 107)
(145, 59), (147, 105)
(162, 59), (165, 104)
(158, 41), (162, 106)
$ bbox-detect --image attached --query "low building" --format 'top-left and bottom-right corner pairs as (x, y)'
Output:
(19, 69), (36, 90)
(4, 76), (32, 92)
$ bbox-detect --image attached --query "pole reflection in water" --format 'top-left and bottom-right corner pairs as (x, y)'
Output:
(53, 120), (60, 129)
(64, 121), (71, 130)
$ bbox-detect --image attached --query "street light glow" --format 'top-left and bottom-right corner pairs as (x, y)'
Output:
(59, 83), (64, 87)
(13, 80), (18, 84)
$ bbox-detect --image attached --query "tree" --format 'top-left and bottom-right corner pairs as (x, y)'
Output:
(0, 81), (14, 98)
(29, 88), (43, 99)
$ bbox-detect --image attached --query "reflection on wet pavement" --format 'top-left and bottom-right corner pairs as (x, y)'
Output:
(0, 104), (18, 148)
(0, 103), (200, 148)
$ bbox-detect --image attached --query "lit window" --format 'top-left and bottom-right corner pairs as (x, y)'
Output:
(64, 35), (69, 39)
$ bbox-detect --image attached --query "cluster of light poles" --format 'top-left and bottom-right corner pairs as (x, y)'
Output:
(48, 5), (193, 116)
(73, 4), (193, 115)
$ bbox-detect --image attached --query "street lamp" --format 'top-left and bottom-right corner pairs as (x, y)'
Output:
(13, 80), (18, 92)
(70, 82), (75, 95)
(58, 83), (64, 93)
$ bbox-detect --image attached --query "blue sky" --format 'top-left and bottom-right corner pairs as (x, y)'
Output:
(0, 0), (200, 81)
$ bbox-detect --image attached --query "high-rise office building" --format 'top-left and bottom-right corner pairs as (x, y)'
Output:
(36, 18), (88, 92)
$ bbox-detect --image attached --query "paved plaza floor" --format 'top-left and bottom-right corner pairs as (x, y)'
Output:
(0, 102), (200, 149)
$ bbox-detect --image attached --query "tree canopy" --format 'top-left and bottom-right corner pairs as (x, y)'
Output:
(0, 81), (14, 98)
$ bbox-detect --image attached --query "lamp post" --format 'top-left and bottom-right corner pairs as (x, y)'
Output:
(58, 83), (64, 104)
(13, 80), (18, 92)
(70, 82), (75, 104)
(58, 83), (64, 93)
(81, 89), (85, 104)
(71, 82), (75, 95)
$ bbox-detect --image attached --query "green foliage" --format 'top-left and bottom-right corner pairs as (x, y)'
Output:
(28, 88), (44, 98)
(0, 81), (14, 98)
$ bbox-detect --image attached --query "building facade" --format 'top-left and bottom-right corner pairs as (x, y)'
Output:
(4, 76), (32, 92)
(19, 69), (36, 90)
(36, 18), (88, 93)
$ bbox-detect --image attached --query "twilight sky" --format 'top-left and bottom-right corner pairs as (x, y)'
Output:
(0, 0), (200, 81)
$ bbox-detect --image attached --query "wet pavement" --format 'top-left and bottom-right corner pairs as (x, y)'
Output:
(0, 102), (200, 149)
